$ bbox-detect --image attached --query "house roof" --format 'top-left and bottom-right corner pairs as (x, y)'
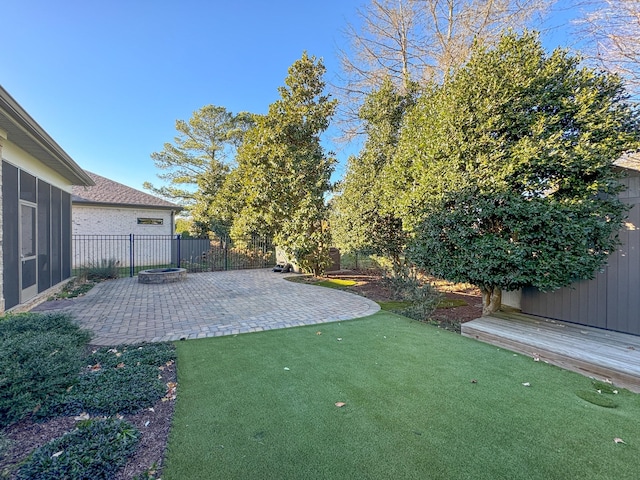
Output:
(615, 152), (640, 172)
(72, 171), (182, 211)
(0, 85), (93, 186)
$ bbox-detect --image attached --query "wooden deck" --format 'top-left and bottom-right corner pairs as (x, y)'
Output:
(461, 311), (640, 393)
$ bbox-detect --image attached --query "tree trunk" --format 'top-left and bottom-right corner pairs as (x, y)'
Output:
(481, 286), (502, 316)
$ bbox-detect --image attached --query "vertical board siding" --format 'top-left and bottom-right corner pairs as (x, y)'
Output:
(522, 172), (640, 336)
(609, 202), (640, 335)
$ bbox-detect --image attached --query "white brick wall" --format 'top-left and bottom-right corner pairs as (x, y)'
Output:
(73, 205), (175, 268)
(73, 205), (174, 235)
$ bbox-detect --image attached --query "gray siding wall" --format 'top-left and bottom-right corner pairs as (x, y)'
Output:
(522, 172), (640, 336)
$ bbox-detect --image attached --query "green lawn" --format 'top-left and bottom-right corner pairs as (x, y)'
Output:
(164, 313), (640, 480)
(315, 278), (357, 288)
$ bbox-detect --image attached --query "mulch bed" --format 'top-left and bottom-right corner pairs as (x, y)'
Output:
(322, 270), (483, 331)
(0, 362), (176, 480)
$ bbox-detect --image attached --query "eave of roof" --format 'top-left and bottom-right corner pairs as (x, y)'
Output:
(0, 85), (93, 186)
(72, 199), (181, 211)
(614, 152), (640, 172)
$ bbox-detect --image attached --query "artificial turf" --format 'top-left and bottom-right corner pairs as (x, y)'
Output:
(164, 313), (640, 480)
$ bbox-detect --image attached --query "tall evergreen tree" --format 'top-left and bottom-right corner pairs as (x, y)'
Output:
(219, 53), (337, 275)
(331, 78), (415, 268)
(145, 105), (253, 235)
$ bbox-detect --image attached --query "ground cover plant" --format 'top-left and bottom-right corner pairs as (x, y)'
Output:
(0, 313), (176, 479)
(15, 418), (140, 480)
(164, 313), (640, 480)
(0, 313), (91, 427)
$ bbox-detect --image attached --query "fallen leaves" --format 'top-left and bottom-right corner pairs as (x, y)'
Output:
(88, 363), (101, 371)
(162, 381), (177, 402)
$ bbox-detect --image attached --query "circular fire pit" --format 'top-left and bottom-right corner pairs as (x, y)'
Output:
(138, 268), (187, 284)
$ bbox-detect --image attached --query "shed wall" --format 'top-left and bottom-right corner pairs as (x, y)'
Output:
(521, 172), (640, 336)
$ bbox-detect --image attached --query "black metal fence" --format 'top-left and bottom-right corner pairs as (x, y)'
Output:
(72, 234), (275, 278)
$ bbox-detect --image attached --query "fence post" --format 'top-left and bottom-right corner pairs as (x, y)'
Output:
(176, 234), (181, 268)
(129, 234), (134, 277)
(224, 236), (229, 271)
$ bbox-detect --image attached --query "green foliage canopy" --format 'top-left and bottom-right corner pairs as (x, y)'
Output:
(385, 32), (640, 313)
(331, 78), (414, 266)
(216, 52), (337, 275)
(145, 105), (254, 236)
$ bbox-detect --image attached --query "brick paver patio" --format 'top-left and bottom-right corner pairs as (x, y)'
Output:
(32, 269), (380, 345)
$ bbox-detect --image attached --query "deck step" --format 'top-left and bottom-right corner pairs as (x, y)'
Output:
(462, 313), (640, 393)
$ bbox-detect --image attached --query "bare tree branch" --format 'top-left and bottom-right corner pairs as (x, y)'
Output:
(573, 0), (640, 96)
(334, 0), (553, 141)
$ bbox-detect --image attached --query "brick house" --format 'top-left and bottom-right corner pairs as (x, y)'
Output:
(71, 172), (182, 269)
(72, 171), (181, 236)
(0, 85), (93, 313)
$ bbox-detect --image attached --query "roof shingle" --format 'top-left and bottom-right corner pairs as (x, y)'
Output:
(72, 171), (181, 210)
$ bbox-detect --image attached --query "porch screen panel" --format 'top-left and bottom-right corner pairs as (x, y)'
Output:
(38, 179), (52, 292)
(19, 170), (36, 202)
(51, 186), (62, 285)
(2, 161), (20, 309)
(61, 191), (71, 279)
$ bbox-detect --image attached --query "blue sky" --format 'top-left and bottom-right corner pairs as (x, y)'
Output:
(2, 0), (584, 192)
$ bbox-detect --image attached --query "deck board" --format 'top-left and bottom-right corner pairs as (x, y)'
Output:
(461, 311), (640, 392)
